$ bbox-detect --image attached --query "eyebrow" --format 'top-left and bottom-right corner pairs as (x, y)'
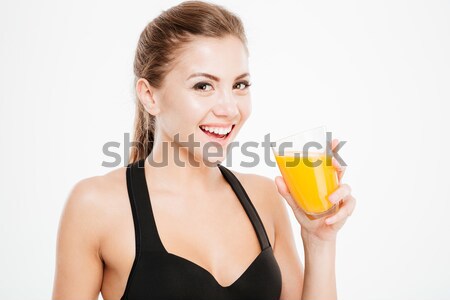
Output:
(186, 72), (250, 82)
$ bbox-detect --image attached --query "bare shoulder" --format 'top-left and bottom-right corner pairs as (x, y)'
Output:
(66, 166), (127, 211)
(226, 169), (288, 242)
(60, 167), (129, 249)
(230, 169), (284, 208)
(53, 167), (129, 299)
(231, 170), (279, 202)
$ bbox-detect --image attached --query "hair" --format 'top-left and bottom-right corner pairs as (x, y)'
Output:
(128, 0), (249, 164)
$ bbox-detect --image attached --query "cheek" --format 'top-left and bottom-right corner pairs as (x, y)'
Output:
(239, 98), (252, 122)
(161, 96), (206, 134)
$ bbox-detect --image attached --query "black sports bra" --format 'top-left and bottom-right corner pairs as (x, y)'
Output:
(121, 159), (282, 300)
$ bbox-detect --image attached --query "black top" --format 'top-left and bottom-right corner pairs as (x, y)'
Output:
(121, 159), (282, 300)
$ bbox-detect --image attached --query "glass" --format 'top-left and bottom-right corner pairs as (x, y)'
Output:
(271, 126), (339, 219)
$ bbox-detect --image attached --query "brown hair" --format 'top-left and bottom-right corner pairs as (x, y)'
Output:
(129, 0), (249, 164)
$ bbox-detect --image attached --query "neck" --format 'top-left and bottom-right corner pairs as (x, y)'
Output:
(144, 138), (223, 192)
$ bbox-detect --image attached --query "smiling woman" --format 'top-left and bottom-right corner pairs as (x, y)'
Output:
(128, 1), (253, 166)
(132, 32), (253, 165)
(51, 1), (355, 300)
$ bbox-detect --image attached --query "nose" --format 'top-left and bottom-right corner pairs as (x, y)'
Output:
(212, 89), (239, 118)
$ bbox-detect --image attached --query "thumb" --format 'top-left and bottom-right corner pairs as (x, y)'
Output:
(274, 175), (289, 196)
(274, 176), (302, 214)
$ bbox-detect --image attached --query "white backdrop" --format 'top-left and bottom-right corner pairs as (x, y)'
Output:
(1, 0), (449, 299)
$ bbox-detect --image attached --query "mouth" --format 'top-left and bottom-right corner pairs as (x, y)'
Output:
(199, 124), (236, 142)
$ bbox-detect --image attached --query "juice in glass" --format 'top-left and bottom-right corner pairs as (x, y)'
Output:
(274, 152), (338, 216)
(272, 126), (339, 218)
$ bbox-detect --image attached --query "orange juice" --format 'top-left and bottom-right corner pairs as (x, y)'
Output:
(275, 152), (339, 215)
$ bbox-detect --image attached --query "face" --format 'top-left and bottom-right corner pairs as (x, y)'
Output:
(144, 35), (252, 165)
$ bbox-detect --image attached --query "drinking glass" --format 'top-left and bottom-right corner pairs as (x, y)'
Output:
(272, 126), (339, 219)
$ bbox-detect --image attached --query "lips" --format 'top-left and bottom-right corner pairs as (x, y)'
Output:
(199, 124), (235, 141)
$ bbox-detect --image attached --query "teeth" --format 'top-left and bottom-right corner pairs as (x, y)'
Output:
(200, 125), (233, 135)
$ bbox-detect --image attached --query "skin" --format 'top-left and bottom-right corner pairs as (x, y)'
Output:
(52, 35), (356, 300)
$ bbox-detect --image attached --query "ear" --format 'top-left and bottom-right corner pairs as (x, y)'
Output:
(136, 78), (161, 115)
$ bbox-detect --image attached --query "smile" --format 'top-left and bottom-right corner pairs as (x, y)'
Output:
(199, 124), (235, 140)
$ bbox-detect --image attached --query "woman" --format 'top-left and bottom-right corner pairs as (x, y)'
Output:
(52, 1), (356, 299)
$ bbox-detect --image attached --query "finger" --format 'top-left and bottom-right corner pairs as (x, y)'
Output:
(274, 176), (303, 215)
(325, 195), (356, 225)
(274, 175), (289, 196)
(328, 183), (352, 204)
(332, 156), (346, 182)
(275, 177), (315, 225)
(331, 138), (339, 151)
(330, 139), (346, 180)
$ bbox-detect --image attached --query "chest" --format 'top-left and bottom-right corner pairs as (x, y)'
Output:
(99, 186), (276, 299)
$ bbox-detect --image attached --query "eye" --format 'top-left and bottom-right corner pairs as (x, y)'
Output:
(234, 81), (252, 90)
(193, 82), (213, 92)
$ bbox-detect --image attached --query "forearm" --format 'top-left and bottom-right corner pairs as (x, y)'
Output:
(300, 230), (337, 300)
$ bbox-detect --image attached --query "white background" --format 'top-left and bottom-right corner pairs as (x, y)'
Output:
(1, 0), (449, 299)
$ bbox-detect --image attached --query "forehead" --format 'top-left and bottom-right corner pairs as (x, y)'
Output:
(170, 35), (249, 79)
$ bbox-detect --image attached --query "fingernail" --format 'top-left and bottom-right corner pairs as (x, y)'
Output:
(329, 194), (338, 203)
(326, 217), (335, 224)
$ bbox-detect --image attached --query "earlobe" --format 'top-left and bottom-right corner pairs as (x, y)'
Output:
(136, 78), (161, 115)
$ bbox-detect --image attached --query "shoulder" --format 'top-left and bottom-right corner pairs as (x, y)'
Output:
(60, 167), (129, 249)
(224, 168), (287, 241)
(53, 167), (128, 298)
(66, 167), (127, 212)
(231, 169), (286, 216)
(231, 169), (279, 200)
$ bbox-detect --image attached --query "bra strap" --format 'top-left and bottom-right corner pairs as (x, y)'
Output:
(218, 164), (271, 250)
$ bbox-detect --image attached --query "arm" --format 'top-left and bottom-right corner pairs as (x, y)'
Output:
(273, 138), (356, 300)
(300, 230), (336, 299)
(52, 178), (105, 300)
(271, 185), (338, 300)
